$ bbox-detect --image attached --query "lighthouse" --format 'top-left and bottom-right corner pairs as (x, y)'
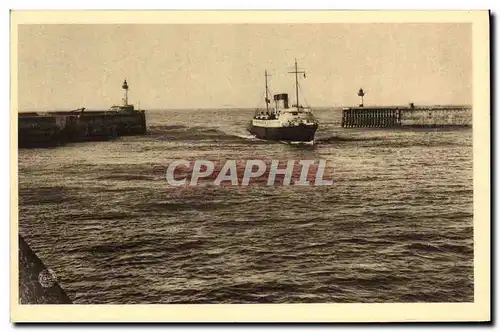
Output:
(122, 79), (129, 106)
(357, 88), (365, 107)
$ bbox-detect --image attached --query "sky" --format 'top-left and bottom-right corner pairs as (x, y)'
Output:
(17, 23), (471, 111)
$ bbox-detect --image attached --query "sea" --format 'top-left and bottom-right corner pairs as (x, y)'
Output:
(18, 108), (474, 304)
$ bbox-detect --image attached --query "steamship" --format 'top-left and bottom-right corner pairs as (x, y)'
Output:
(248, 59), (318, 142)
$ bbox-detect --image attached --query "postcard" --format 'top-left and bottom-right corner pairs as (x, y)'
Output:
(10, 10), (490, 323)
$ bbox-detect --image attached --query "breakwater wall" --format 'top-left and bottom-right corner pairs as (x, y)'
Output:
(19, 235), (72, 304)
(18, 110), (147, 148)
(341, 105), (471, 128)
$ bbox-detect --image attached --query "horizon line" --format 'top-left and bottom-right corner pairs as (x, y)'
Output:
(18, 103), (473, 113)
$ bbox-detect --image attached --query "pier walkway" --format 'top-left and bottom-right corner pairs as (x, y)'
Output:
(341, 105), (471, 128)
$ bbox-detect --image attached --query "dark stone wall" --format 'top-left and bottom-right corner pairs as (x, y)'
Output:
(18, 235), (72, 304)
(18, 111), (147, 148)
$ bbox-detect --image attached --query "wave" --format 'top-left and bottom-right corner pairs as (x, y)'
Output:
(315, 135), (383, 144)
(147, 124), (259, 143)
(234, 133), (258, 140)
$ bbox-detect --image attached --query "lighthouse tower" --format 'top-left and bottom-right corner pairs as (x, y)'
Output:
(357, 88), (365, 107)
(108, 78), (137, 112)
(122, 79), (129, 106)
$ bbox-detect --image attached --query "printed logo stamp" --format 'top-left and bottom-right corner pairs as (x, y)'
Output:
(38, 269), (57, 288)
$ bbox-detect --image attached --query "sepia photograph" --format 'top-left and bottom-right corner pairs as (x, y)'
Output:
(10, 10), (490, 322)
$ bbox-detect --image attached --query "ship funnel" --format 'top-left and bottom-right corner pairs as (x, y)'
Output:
(274, 93), (289, 109)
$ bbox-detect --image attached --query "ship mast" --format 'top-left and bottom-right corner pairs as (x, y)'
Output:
(265, 70), (270, 113)
(288, 58), (306, 111)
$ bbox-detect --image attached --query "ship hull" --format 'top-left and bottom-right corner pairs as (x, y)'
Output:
(249, 123), (318, 142)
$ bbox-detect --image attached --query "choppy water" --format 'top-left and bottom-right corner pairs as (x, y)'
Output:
(18, 108), (473, 303)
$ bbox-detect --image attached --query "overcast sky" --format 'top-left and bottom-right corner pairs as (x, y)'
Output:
(18, 23), (471, 111)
